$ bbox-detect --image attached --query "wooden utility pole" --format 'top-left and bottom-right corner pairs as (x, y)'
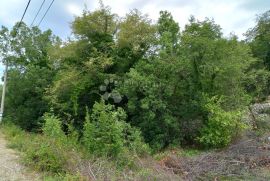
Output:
(0, 62), (8, 123)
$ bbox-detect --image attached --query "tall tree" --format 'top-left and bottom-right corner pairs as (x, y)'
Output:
(113, 9), (156, 74)
(120, 15), (255, 149)
(47, 6), (118, 128)
(0, 23), (58, 130)
(158, 11), (180, 56)
(245, 10), (270, 99)
(246, 10), (270, 69)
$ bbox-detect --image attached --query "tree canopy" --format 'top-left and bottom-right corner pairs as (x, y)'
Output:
(1, 6), (270, 150)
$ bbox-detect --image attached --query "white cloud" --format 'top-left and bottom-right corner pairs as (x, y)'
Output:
(0, 0), (267, 39)
(76, 0), (255, 39)
(67, 3), (83, 16)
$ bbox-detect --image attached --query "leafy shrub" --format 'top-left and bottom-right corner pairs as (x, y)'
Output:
(197, 97), (246, 147)
(24, 137), (67, 173)
(0, 120), (172, 180)
(66, 123), (80, 149)
(22, 114), (69, 173)
(83, 101), (149, 158)
(243, 66), (270, 101)
(1, 122), (67, 173)
(23, 113), (83, 173)
(83, 102), (125, 157)
(1, 122), (66, 173)
(123, 123), (150, 156)
(42, 113), (66, 141)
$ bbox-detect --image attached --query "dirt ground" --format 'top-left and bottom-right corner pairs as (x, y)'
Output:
(158, 130), (270, 181)
(0, 133), (39, 181)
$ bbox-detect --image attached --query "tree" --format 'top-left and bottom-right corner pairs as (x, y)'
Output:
(113, 9), (156, 74)
(47, 7), (156, 129)
(1, 5), (265, 151)
(157, 11), (180, 56)
(46, 5), (118, 129)
(119, 12), (184, 149)
(119, 15), (254, 149)
(181, 18), (252, 109)
(245, 10), (270, 99)
(0, 23), (58, 130)
(246, 10), (270, 69)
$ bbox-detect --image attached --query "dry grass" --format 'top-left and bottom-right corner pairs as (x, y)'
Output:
(156, 130), (270, 180)
(0, 133), (40, 181)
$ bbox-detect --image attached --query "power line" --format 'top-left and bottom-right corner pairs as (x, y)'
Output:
(0, 0), (32, 123)
(37, 0), (55, 27)
(16, 0), (32, 33)
(30, 0), (46, 27)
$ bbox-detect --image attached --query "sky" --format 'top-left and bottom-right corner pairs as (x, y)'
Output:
(0, 0), (269, 75)
(0, 0), (269, 40)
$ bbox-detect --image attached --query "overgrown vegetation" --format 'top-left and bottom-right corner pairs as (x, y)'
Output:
(83, 101), (149, 159)
(0, 122), (180, 180)
(0, 2), (270, 179)
(197, 96), (245, 147)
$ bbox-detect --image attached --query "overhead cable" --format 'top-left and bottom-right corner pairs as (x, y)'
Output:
(37, 0), (55, 27)
(30, 0), (46, 26)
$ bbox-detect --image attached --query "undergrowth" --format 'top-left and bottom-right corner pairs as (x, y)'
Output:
(0, 114), (178, 181)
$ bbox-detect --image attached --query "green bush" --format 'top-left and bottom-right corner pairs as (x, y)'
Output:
(123, 123), (150, 155)
(24, 138), (66, 173)
(42, 113), (66, 141)
(1, 122), (68, 173)
(197, 97), (246, 147)
(83, 102), (125, 157)
(0, 122), (162, 180)
(243, 66), (270, 101)
(23, 114), (69, 173)
(83, 101), (149, 158)
(66, 123), (80, 149)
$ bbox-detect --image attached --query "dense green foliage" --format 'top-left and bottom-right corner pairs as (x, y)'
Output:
(1, 5), (270, 156)
(0, 24), (58, 130)
(247, 10), (270, 70)
(245, 10), (270, 99)
(1, 122), (176, 180)
(83, 101), (149, 157)
(197, 96), (245, 147)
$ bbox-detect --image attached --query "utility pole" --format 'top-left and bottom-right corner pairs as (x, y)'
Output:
(0, 62), (8, 123)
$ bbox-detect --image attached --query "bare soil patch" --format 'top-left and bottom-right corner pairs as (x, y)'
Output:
(159, 131), (270, 180)
(0, 133), (39, 181)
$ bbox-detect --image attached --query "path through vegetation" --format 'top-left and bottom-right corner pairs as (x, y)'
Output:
(0, 133), (39, 181)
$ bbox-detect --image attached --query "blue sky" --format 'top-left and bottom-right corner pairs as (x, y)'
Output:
(0, 0), (269, 76)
